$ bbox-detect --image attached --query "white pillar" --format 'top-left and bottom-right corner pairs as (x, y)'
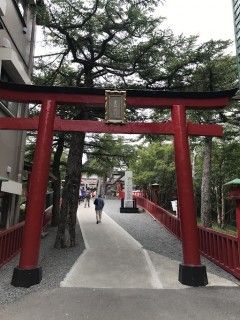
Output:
(124, 171), (133, 208)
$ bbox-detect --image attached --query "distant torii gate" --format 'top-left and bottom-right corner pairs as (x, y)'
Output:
(0, 81), (236, 288)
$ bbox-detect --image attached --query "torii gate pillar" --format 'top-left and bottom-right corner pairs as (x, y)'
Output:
(172, 105), (208, 286)
(11, 99), (56, 287)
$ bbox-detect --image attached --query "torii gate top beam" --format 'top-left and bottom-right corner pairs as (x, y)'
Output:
(0, 81), (237, 109)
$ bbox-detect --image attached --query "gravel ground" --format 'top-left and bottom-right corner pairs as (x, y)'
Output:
(1, 199), (239, 311)
(104, 199), (240, 284)
(0, 223), (85, 310)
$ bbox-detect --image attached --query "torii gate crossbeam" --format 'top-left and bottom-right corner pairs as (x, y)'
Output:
(0, 81), (236, 288)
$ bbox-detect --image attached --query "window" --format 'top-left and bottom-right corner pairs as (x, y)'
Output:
(0, 68), (12, 110)
(17, 0), (27, 15)
(0, 192), (10, 229)
(0, 68), (18, 116)
(14, 0), (28, 20)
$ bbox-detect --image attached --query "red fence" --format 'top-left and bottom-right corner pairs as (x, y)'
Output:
(135, 196), (240, 280)
(136, 196), (181, 239)
(0, 221), (25, 268)
(0, 207), (52, 268)
(198, 226), (240, 279)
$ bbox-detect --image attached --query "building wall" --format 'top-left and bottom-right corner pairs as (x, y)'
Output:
(0, 1), (37, 228)
(232, 0), (240, 84)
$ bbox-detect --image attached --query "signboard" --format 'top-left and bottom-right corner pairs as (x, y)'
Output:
(171, 200), (178, 217)
(124, 171), (133, 208)
(105, 90), (126, 123)
(1, 180), (22, 195)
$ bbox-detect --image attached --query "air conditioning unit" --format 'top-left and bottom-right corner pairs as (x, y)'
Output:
(0, 0), (7, 16)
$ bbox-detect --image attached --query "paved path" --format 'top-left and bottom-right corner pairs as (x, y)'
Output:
(0, 200), (240, 320)
(61, 204), (237, 289)
(61, 206), (162, 288)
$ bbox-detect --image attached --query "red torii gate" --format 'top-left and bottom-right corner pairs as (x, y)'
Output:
(0, 81), (236, 288)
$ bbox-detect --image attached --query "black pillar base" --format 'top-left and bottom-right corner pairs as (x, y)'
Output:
(11, 266), (42, 288)
(178, 264), (208, 287)
(120, 207), (139, 213)
(120, 198), (139, 213)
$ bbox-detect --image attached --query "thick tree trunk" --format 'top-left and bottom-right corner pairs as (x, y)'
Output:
(51, 133), (65, 227)
(200, 137), (213, 227)
(101, 175), (107, 197)
(54, 132), (85, 248)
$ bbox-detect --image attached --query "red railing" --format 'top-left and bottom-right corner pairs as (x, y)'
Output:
(0, 206), (52, 268)
(136, 196), (181, 239)
(132, 191), (143, 197)
(118, 190), (143, 199)
(198, 226), (240, 279)
(0, 221), (25, 268)
(135, 196), (240, 280)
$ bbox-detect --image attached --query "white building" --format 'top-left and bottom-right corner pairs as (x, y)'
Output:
(232, 0), (240, 84)
(0, 1), (38, 228)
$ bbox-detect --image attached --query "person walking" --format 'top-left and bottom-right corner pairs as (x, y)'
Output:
(94, 195), (105, 224)
(84, 189), (91, 208)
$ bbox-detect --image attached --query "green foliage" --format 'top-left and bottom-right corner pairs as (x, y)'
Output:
(212, 140), (240, 186)
(84, 133), (136, 178)
(35, 0), (168, 87)
(187, 40), (238, 91)
(34, 1), (240, 226)
(130, 141), (176, 207)
(35, 0), (213, 90)
(193, 138), (240, 221)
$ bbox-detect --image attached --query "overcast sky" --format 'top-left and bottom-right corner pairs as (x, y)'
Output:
(36, 0), (236, 55)
(158, 0), (235, 52)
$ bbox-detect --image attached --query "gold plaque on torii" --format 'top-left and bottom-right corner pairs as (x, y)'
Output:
(105, 90), (126, 124)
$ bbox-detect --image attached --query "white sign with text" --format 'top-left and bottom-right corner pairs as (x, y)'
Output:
(124, 171), (133, 208)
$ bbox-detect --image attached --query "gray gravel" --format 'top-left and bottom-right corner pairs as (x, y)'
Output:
(0, 223), (85, 309)
(104, 199), (240, 284)
(1, 198), (239, 312)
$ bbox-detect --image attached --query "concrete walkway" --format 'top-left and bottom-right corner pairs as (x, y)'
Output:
(61, 206), (162, 289)
(1, 202), (240, 320)
(61, 205), (237, 289)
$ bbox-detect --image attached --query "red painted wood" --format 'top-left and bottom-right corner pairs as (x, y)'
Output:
(0, 208), (52, 268)
(236, 200), (240, 239)
(227, 239), (233, 268)
(0, 118), (223, 137)
(126, 96), (231, 108)
(0, 86), (232, 108)
(59, 119), (174, 134)
(0, 82), (235, 279)
(172, 105), (201, 266)
(135, 196), (240, 279)
(187, 122), (223, 137)
(0, 222), (24, 267)
(19, 99), (56, 269)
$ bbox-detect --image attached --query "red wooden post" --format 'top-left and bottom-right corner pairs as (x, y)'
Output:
(236, 200), (240, 239)
(11, 99), (56, 287)
(172, 104), (208, 286)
